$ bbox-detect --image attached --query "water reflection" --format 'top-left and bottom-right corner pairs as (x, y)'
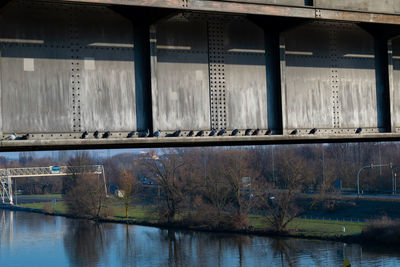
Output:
(0, 209), (13, 246)
(63, 220), (114, 267)
(1, 209), (400, 267)
(271, 238), (297, 267)
(118, 225), (139, 267)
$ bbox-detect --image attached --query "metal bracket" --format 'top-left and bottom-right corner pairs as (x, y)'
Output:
(182, 0), (189, 8)
(315, 9), (322, 18)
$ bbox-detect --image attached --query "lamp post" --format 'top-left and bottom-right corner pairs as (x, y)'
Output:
(379, 143), (382, 193)
(391, 167), (400, 195)
(357, 163), (392, 196)
(272, 145), (275, 184)
(357, 165), (372, 196)
(322, 144), (325, 186)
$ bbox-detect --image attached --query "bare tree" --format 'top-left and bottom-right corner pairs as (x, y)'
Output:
(257, 150), (326, 232)
(64, 152), (109, 219)
(118, 169), (141, 218)
(144, 149), (185, 223)
(188, 148), (232, 226)
(220, 149), (259, 228)
(64, 173), (108, 219)
(182, 148), (258, 228)
(62, 151), (94, 195)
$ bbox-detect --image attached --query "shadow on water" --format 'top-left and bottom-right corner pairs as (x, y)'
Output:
(118, 224), (139, 267)
(362, 244), (400, 257)
(156, 230), (253, 267)
(271, 238), (297, 267)
(63, 220), (114, 267)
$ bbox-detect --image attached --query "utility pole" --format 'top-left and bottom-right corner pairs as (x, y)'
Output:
(357, 165), (372, 196)
(391, 167), (399, 195)
(379, 143), (382, 193)
(358, 163), (392, 196)
(322, 144), (325, 185)
(272, 145), (275, 183)
(203, 155), (207, 186)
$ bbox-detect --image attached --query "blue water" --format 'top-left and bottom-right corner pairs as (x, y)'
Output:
(1, 209), (400, 267)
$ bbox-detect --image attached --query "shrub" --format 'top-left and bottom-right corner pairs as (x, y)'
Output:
(181, 199), (237, 230)
(64, 173), (107, 219)
(361, 216), (400, 245)
(43, 202), (53, 214)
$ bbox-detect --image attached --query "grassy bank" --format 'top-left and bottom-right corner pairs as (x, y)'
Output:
(18, 201), (158, 223)
(17, 200), (365, 240)
(18, 201), (67, 213)
(19, 194), (62, 198)
(249, 215), (363, 237)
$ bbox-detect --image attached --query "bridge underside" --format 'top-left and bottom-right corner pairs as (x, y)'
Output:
(2, 0), (400, 151)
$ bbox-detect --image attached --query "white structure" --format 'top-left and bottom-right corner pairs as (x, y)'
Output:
(0, 165), (105, 205)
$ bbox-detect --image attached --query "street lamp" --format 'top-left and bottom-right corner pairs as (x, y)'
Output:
(357, 165), (372, 196)
(391, 167), (400, 195)
(357, 163), (392, 196)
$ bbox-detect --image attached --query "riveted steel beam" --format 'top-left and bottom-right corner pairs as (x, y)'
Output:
(2, 134), (400, 152)
(58, 0), (400, 25)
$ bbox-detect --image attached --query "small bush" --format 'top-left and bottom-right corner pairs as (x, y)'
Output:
(99, 206), (113, 219)
(361, 216), (400, 245)
(181, 201), (238, 230)
(43, 202), (53, 214)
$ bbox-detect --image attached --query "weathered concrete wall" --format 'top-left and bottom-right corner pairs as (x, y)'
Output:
(389, 37), (400, 132)
(54, 0), (400, 26)
(0, 0), (399, 149)
(75, 5), (136, 132)
(224, 18), (268, 130)
(151, 14), (210, 131)
(222, 0), (307, 6)
(0, 0), (139, 135)
(151, 13), (269, 131)
(0, 1), (73, 133)
(225, 0), (400, 14)
(316, 0), (400, 14)
(281, 21), (386, 134)
(281, 22), (333, 132)
(335, 23), (378, 130)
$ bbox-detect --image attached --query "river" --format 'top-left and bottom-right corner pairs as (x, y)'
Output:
(1, 209), (400, 267)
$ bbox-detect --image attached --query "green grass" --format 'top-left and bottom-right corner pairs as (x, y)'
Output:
(19, 201), (67, 214)
(249, 214), (365, 237)
(289, 218), (364, 237)
(249, 214), (268, 228)
(19, 194), (62, 198)
(110, 204), (159, 222)
(18, 201), (158, 222)
(16, 201), (365, 238)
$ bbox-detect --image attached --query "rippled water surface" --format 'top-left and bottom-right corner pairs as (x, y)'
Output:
(1, 209), (400, 267)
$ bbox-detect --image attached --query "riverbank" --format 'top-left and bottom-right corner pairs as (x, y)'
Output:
(3, 208), (396, 267)
(0, 202), (365, 244)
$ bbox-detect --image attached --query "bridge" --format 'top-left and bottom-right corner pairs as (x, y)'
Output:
(0, 165), (105, 204)
(2, 0), (400, 151)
